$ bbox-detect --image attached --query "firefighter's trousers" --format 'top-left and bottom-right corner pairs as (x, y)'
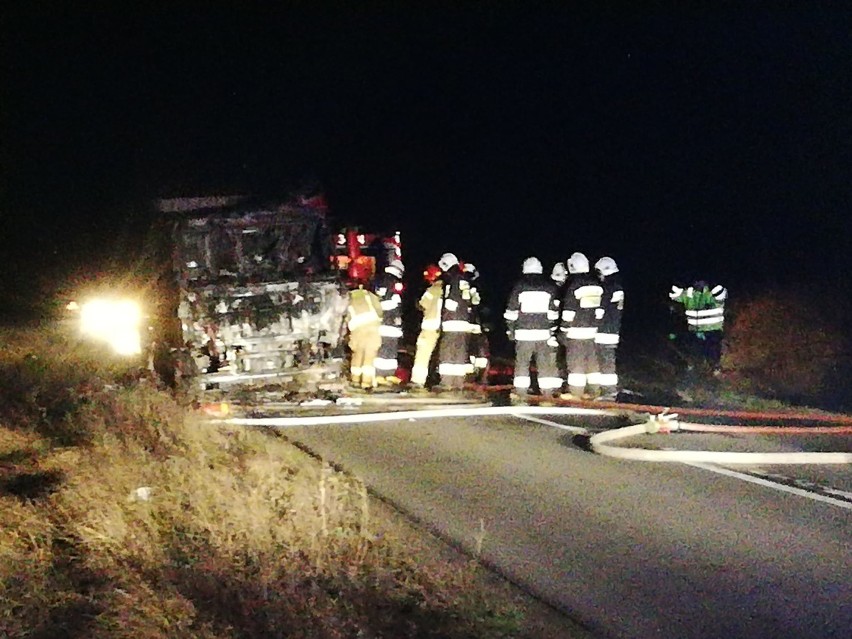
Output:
(349, 325), (381, 389)
(565, 337), (599, 397)
(513, 340), (562, 394)
(375, 325), (401, 379)
(438, 330), (470, 389)
(468, 331), (490, 380)
(411, 328), (439, 386)
(593, 342), (619, 398)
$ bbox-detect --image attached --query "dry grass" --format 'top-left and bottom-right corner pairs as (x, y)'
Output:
(0, 325), (565, 639)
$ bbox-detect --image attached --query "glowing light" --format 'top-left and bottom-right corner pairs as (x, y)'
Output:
(80, 299), (143, 356)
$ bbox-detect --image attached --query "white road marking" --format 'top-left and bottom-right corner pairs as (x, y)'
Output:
(683, 462), (852, 511)
(227, 405), (609, 428)
(824, 487), (852, 500)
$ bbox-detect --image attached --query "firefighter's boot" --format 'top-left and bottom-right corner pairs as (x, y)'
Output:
(408, 383), (430, 396)
(560, 386), (585, 401)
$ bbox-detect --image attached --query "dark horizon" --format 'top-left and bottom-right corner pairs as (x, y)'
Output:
(4, 4), (852, 328)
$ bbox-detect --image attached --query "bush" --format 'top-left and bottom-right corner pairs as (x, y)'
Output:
(721, 286), (849, 405)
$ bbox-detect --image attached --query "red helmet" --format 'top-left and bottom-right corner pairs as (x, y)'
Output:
(423, 263), (442, 284)
(349, 255), (374, 285)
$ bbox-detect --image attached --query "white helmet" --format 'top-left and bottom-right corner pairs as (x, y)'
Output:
(438, 252), (459, 271)
(462, 262), (479, 280)
(567, 252), (590, 274)
(594, 256), (618, 276)
(550, 261), (568, 283)
(385, 259), (404, 278)
(522, 257), (543, 274)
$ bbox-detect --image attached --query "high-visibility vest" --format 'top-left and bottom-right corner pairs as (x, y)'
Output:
(669, 284), (726, 332)
(418, 282), (443, 331)
(347, 289), (382, 331)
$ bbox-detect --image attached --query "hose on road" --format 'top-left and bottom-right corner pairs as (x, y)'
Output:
(469, 382), (852, 434)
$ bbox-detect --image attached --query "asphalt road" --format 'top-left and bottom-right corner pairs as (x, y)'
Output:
(263, 412), (851, 639)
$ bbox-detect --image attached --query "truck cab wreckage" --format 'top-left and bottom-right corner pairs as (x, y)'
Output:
(158, 192), (401, 396)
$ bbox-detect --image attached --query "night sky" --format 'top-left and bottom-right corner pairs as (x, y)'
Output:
(4, 4), (852, 334)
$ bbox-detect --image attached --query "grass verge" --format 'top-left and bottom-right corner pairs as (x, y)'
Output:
(0, 325), (586, 638)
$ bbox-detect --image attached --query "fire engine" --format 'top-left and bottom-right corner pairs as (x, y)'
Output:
(333, 228), (402, 288)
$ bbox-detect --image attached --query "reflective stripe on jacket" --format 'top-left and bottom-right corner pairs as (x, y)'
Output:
(560, 272), (603, 340)
(375, 272), (403, 336)
(504, 273), (560, 342)
(670, 284), (726, 332)
(441, 268), (473, 333)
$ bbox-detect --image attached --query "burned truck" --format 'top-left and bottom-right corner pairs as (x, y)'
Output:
(158, 194), (362, 390)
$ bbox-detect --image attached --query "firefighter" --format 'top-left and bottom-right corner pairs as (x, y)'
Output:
(462, 262), (490, 383)
(345, 284), (383, 390)
(559, 252), (604, 400)
(592, 256), (624, 401)
(504, 257), (562, 403)
(410, 263), (444, 390)
(550, 261), (568, 287)
(436, 252), (473, 391)
(550, 260), (569, 387)
(669, 280), (727, 376)
(373, 259), (405, 387)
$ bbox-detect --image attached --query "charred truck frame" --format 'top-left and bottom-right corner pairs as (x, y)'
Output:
(158, 194), (401, 391)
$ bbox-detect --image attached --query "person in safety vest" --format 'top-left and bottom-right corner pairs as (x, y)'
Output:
(559, 252), (604, 400)
(504, 257), (562, 404)
(373, 259), (405, 388)
(409, 263), (444, 390)
(669, 280), (727, 375)
(590, 256), (624, 401)
(461, 261), (490, 383)
(345, 284), (383, 390)
(436, 252), (473, 391)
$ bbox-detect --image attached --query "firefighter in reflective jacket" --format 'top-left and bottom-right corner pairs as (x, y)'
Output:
(559, 252), (604, 400)
(550, 261), (570, 383)
(410, 263), (443, 389)
(373, 259), (405, 386)
(461, 262), (489, 382)
(591, 256), (624, 401)
(436, 252), (473, 390)
(345, 285), (383, 390)
(504, 257), (563, 402)
(669, 280), (727, 372)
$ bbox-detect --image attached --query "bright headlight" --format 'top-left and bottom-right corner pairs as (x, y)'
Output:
(80, 299), (143, 356)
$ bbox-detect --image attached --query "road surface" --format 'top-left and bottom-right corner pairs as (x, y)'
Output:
(257, 411), (851, 639)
